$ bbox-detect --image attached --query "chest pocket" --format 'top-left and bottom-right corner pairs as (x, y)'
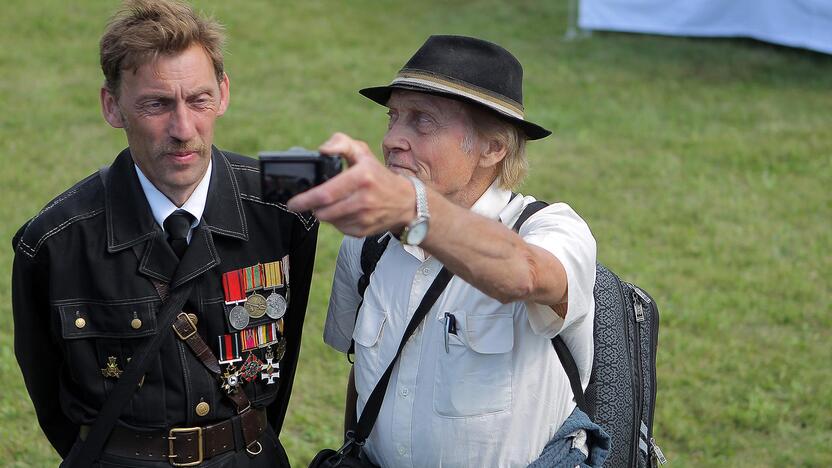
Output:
(434, 310), (514, 418)
(351, 305), (388, 403)
(58, 299), (166, 426)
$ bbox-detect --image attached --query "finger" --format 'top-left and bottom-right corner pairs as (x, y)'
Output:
(319, 132), (374, 167)
(286, 164), (366, 212)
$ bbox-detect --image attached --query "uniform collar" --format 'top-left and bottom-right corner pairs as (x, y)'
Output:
(103, 146), (248, 287)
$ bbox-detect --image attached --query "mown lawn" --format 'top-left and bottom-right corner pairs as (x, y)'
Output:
(1, 1), (830, 466)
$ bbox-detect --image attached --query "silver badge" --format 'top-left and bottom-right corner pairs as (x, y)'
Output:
(229, 305), (250, 330)
(266, 292), (287, 319)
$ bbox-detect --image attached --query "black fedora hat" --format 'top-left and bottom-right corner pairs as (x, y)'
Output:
(360, 35), (551, 140)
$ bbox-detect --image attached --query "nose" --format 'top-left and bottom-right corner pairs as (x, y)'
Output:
(382, 120), (410, 156)
(168, 101), (197, 143)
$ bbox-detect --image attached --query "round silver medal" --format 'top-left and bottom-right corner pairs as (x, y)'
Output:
(266, 292), (287, 319)
(229, 304), (250, 330)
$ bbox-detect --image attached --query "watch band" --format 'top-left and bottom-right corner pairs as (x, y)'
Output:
(407, 176), (429, 220)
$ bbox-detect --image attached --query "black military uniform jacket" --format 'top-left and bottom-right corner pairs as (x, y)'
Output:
(11, 147), (318, 458)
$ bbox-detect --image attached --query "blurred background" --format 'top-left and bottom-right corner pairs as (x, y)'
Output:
(1, 1), (830, 466)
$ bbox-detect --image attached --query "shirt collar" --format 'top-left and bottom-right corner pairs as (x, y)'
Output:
(135, 160), (212, 231)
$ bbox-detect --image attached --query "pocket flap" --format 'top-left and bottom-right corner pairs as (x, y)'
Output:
(465, 312), (514, 354)
(352, 306), (387, 348)
(59, 300), (159, 339)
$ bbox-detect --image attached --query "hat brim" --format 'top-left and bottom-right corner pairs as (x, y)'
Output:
(359, 84), (552, 140)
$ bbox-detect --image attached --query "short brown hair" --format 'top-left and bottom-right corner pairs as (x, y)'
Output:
(100, 0), (225, 95)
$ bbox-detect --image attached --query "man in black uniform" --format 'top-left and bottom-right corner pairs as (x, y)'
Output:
(11, 0), (317, 466)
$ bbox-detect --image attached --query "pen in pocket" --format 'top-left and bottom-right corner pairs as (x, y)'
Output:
(444, 312), (457, 353)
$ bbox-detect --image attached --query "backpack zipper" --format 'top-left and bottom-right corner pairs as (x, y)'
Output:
(650, 438), (668, 465)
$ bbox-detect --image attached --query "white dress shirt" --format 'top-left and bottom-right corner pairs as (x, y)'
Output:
(324, 180), (597, 468)
(134, 161), (212, 242)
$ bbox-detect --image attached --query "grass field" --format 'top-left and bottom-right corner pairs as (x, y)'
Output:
(1, 1), (830, 466)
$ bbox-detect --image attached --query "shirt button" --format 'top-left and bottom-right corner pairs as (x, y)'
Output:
(423, 268), (430, 275)
(398, 445), (407, 456)
(400, 387), (409, 397)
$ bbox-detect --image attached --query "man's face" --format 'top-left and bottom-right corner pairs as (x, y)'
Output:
(383, 90), (481, 204)
(101, 43), (230, 202)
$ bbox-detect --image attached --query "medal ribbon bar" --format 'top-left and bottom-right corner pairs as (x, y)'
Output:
(222, 269), (246, 305)
(218, 334), (242, 364)
(263, 261), (283, 288)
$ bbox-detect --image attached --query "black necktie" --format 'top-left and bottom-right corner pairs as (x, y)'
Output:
(163, 210), (194, 259)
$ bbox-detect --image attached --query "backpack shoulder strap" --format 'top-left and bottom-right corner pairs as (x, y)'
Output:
(511, 199), (590, 414)
(347, 233), (392, 358)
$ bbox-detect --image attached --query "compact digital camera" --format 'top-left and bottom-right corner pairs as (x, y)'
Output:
(259, 148), (343, 205)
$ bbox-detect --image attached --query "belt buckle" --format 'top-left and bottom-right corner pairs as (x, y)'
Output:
(172, 313), (197, 341)
(168, 426), (203, 467)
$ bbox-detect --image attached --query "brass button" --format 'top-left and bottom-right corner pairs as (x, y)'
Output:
(187, 313), (198, 325)
(195, 402), (210, 417)
(75, 317), (86, 329)
(131, 318), (142, 329)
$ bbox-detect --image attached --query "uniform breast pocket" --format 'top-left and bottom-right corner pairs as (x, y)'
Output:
(58, 299), (165, 425)
(434, 310), (514, 418)
(351, 305), (388, 400)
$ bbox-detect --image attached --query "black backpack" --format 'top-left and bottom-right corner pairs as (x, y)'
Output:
(355, 201), (667, 467)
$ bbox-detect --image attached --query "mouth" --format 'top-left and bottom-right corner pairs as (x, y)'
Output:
(165, 150), (199, 163)
(386, 162), (416, 174)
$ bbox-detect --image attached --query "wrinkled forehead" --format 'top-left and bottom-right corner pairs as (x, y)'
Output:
(387, 89), (468, 118)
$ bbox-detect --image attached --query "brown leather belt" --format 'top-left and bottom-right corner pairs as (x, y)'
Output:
(84, 407), (267, 467)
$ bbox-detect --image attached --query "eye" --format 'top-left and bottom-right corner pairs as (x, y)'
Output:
(386, 110), (398, 128)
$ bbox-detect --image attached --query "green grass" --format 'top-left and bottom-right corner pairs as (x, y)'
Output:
(1, 1), (830, 466)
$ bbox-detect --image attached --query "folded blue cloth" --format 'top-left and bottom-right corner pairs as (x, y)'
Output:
(527, 407), (610, 468)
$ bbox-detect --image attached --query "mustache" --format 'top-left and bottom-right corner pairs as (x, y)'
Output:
(160, 142), (205, 154)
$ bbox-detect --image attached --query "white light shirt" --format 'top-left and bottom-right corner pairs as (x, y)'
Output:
(324, 180), (597, 468)
(135, 161), (212, 242)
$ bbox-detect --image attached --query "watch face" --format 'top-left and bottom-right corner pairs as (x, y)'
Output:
(407, 220), (429, 245)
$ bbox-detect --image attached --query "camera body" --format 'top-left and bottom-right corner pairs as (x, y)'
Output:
(259, 148), (343, 205)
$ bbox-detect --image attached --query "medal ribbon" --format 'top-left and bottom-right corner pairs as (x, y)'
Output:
(244, 264), (264, 293)
(281, 255), (290, 286)
(263, 261), (283, 288)
(241, 327), (259, 351)
(222, 269), (246, 304)
(218, 334), (241, 364)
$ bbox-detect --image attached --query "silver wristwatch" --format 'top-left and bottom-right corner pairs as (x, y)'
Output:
(400, 176), (430, 246)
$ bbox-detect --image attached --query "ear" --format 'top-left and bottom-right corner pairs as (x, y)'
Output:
(216, 72), (230, 117)
(477, 136), (508, 169)
(100, 86), (124, 128)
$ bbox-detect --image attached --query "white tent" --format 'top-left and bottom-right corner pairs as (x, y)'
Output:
(578, 0), (832, 55)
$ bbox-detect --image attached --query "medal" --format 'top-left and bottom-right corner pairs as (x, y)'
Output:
(263, 260), (286, 319)
(266, 293), (287, 319)
(240, 352), (263, 382)
(229, 304), (250, 330)
(220, 365), (241, 394)
(242, 264), (267, 318)
(245, 293), (267, 318)
(274, 336), (287, 361)
(222, 269), (246, 305)
(260, 346), (280, 385)
(223, 269), (249, 329)
(101, 356), (123, 379)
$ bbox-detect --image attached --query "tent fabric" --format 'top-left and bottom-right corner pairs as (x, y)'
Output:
(578, 0), (832, 55)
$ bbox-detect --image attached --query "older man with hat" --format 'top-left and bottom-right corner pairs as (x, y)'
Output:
(290, 35), (607, 467)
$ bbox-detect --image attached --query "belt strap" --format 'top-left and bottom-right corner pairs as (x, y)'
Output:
(90, 407), (267, 466)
